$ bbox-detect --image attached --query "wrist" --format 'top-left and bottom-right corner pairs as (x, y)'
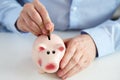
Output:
(15, 19), (28, 33)
(81, 32), (98, 57)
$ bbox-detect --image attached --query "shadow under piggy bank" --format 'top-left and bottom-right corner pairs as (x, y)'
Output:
(15, 57), (61, 80)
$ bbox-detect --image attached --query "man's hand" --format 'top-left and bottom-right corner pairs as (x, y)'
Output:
(16, 0), (54, 36)
(57, 34), (96, 79)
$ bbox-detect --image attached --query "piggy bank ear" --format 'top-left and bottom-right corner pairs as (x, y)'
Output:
(38, 45), (46, 52)
(58, 46), (64, 52)
(56, 44), (64, 52)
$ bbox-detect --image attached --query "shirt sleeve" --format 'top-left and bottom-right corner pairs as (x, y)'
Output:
(69, 0), (120, 29)
(0, 0), (23, 33)
(81, 18), (120, 57)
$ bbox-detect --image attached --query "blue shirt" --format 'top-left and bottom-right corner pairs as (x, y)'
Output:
(0, 0), (120, 57)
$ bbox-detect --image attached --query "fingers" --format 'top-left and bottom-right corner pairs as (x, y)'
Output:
(17, 16), (29, 32)
(63, 38), (72, 43)
(57, 49), (82, 77)
(62, 65), (81, 79)
(33, 0), (54, 31)
(63, 38), (72, 47)
(26, 4), (47, 34)
(17, 1), (54, 36)
(21, 10), (42, 36)
(61, 54), (89, 79)
(60, 40), (78, 69)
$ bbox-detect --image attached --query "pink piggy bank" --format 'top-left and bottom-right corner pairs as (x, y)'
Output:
(32, 34), (66, 73)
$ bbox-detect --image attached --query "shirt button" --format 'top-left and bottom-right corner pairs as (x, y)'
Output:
(71, 7), (77, 11)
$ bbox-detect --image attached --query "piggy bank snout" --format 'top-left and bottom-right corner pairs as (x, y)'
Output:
(45, 63), (57, 70)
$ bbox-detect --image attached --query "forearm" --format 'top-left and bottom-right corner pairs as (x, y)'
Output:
(70, 0), (120, 30)
(82, 18), (120, 57)
(0, 0), (22, 32)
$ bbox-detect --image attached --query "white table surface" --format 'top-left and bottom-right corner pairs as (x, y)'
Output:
(0, 31), (120, 80)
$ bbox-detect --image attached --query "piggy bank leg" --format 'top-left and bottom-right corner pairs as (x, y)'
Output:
(38, 68), (45, 74)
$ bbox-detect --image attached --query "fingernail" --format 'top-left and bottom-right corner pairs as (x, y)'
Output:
(46, 23), (53, 30)
(42, 30), (46, 35)
(61, 63), (65, 69)
(62, 75), (68, 80)
(45, 23), (50, 30)
(57, 70), (62, 77)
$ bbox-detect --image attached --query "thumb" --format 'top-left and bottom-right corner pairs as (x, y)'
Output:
(63, 38), (72, 43)
(33, 0), (54, 32)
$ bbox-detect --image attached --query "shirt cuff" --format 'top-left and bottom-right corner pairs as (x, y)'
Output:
(5, 6), (27, 35)
(81, 27), (114, 57)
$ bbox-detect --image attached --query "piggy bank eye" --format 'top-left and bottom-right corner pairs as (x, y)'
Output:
(52, 50), (55, 54)
(39, 47), (45, 52)
(47, 51), (50, 55)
